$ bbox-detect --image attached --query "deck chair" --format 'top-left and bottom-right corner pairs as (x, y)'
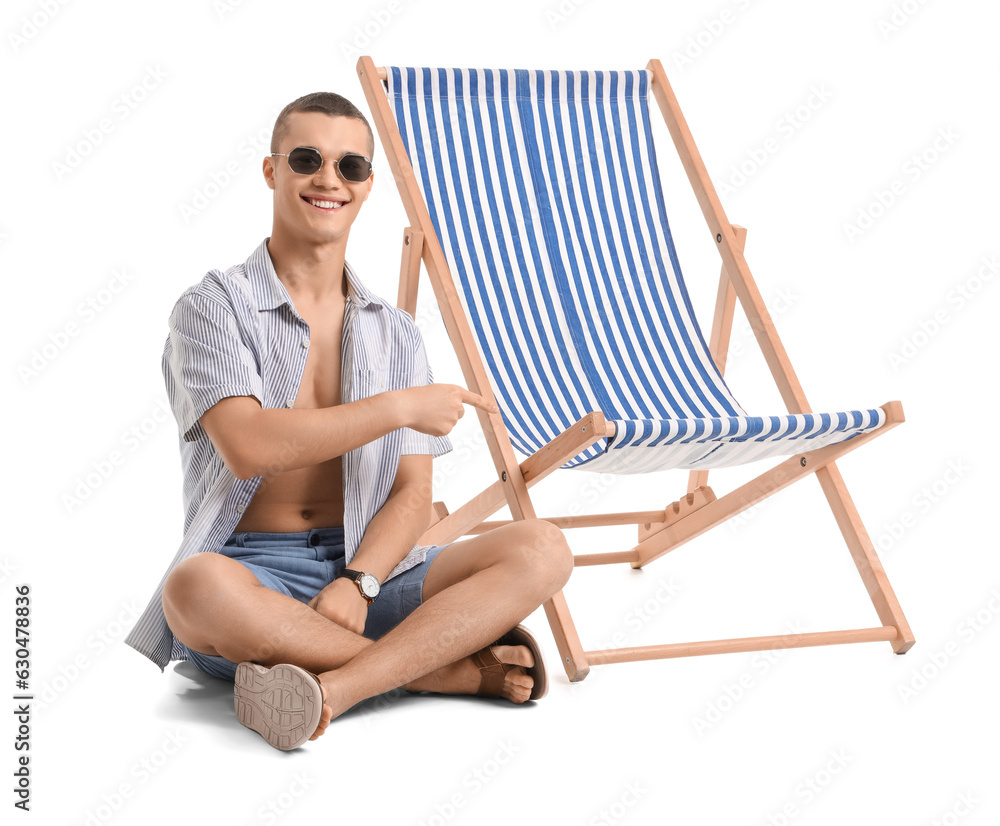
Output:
(356, 57), (914, 681)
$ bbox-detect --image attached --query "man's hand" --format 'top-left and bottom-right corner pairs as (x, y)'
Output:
(308, 577), (369, 635)
(397, 384), (499, 437)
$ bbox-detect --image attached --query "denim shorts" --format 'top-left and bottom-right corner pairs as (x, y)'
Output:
(179, 527), (447, 681)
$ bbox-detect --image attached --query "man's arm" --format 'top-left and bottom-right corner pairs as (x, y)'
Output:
(344, 453), (433, 582)
(201, 385), (496, 480)
(307, 453), (432, 634)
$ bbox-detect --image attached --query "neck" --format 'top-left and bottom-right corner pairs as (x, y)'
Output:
(266, 229), (350, 305)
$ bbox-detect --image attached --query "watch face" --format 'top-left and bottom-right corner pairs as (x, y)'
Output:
(359, 574), (380, 599)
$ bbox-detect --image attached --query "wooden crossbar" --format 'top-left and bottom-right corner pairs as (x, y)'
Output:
(586, 626), (899, 665)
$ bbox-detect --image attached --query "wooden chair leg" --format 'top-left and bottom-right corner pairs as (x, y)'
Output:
(816, 463), (915, 653)
(544, 592), (590, 681)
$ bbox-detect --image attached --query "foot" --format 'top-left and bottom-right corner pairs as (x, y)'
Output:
(233, 662), (333, 750)
(405, 642), (537, 703)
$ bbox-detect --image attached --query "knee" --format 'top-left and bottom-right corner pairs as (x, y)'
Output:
(162, 553), (229, 619)
(505, 519), (574, 590)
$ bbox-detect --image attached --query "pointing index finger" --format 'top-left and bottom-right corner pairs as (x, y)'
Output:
(462, 390), (500, 414)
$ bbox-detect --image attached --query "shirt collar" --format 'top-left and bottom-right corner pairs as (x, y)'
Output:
(245, 238), (382, 312)
(245, 239), (294, 311)
(343, 259), (380, 309)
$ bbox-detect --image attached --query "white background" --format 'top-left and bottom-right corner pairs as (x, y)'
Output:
(3, 0), (998, 824)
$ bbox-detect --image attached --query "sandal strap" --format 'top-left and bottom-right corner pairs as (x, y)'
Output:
(471, 645), (508, 697)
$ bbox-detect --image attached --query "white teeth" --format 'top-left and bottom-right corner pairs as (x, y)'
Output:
(307, 197), (342, 209)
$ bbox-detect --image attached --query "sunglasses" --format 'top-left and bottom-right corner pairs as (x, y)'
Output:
(271, 147), (373, 182)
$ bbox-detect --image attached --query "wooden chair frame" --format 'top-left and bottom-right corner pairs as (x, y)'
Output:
(357, 56), (914, 681)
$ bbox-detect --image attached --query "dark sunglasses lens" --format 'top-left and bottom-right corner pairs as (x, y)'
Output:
(338, 154), (372, 182)
(287, 147), (323, 174)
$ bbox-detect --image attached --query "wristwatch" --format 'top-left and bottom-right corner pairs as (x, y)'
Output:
(339, 569), (381, 605)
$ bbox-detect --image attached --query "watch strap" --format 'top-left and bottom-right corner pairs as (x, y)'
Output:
(339, 569), (379, 604)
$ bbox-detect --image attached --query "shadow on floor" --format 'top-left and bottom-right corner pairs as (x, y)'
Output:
(153, 660), (439, 738)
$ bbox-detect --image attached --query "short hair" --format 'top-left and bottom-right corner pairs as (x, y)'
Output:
(270, 92), (375, 158)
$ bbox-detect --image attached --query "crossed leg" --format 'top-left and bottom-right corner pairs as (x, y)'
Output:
(162, 518), (573, 742)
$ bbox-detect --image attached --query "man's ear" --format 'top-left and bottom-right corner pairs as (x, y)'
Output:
(360, 170), (374, 202)
(262, 156), (276, 190)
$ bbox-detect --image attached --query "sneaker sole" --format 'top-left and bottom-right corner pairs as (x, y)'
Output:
(233, 662), (323, 751)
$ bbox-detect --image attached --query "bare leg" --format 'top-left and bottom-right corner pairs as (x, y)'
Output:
(164, 553), (371, 672)
(162, 551), (487, 694)
(162, 519), (572, 720)
(314, 518), (572, 719)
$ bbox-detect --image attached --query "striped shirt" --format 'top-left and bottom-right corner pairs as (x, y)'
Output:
(125, 238), (452, 670)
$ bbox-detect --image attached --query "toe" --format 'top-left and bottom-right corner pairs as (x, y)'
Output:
(507, 680), (532, 703)
(502, 667), (534, 703)
(508, 670), (533, 689)
(491, 643), (534, 668)
(309, 703), (333, 741)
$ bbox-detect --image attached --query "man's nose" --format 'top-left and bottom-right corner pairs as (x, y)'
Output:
(313, 159), (343, 188)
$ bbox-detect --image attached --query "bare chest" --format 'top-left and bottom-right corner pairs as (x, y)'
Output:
(295, 305), (346, 409)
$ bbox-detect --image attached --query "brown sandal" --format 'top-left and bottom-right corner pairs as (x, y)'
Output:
(471, 624), (548, 700)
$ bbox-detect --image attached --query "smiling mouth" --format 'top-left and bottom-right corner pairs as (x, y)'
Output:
(302, 195), (347, 212)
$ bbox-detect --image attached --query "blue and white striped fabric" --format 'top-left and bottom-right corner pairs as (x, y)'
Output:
(386, 66), (885, 473)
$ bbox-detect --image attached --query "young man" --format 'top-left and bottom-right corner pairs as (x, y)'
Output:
(125, 92), (573, 750)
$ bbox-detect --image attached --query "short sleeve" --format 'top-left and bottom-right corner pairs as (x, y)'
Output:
(162, 289), (264, 443)
(399, 320), (453, 458)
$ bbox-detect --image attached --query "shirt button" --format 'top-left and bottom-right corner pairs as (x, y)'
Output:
(301, 338), (309, 348)
(285, 398), (295, 408)
(236, 504), (245, 513)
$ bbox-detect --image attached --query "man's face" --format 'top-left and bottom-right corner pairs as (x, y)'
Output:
(264, 112), (374, 246)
